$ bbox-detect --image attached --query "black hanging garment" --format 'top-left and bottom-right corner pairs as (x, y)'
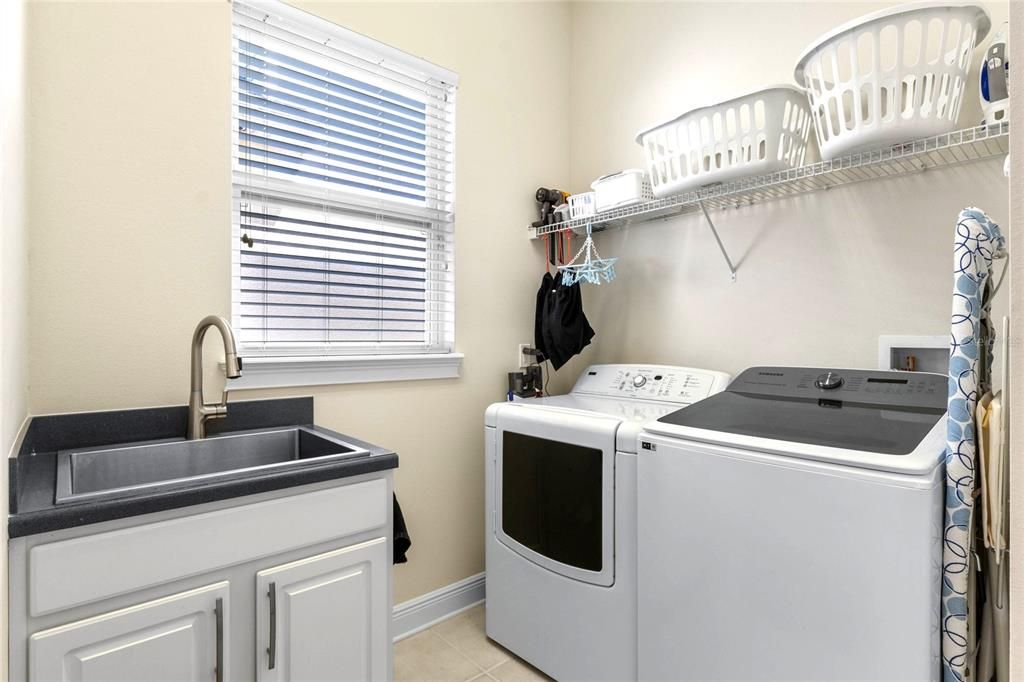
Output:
(539, 273), (595, 371)
(393, 494), (411, 564)
(534, 272), (555, 363)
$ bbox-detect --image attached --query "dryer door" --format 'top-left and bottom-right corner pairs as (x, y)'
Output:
(494, 408), (618, 587)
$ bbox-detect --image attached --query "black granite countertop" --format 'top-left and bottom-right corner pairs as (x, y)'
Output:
(9, 397), (398, 538)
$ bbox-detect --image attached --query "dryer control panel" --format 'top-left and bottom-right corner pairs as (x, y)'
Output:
(571, 364), (731, 404)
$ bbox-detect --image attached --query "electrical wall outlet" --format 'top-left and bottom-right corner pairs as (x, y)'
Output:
(517, 343), (534, 369)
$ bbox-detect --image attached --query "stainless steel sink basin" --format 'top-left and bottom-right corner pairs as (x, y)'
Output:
(55, 427), (369, 504)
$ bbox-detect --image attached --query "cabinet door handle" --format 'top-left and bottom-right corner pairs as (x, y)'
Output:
(215, 597), (224, 682)
(267, 582), (277, 670)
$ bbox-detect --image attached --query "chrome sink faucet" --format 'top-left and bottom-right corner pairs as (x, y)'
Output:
(187, 315), (243, 440)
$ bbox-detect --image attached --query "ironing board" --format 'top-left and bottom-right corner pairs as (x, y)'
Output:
(942, 207), (1004, 682)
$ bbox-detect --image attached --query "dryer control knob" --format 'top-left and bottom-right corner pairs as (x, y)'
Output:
(815, 371), (844, 390)
(632, 375), (647, 388)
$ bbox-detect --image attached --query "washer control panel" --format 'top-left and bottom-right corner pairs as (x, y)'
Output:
(730, 366), (946, 409)
(571, 364), (730, 404)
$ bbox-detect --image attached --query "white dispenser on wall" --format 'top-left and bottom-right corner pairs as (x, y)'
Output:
(981, 24), (1009, 125)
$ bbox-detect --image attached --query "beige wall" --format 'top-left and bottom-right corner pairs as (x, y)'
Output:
(1, 0), (28, 460)
(25, 0), (570, 604)
(1, 0), (29, 671)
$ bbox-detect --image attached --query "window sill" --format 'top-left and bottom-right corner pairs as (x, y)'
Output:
(225, 353), (464, 391)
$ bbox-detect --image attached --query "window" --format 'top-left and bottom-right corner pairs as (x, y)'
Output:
(230, 1), (458, 388)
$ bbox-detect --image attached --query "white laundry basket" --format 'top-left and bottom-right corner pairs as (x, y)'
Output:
(794, 2), (991, 160)
(636, 86), (814, 198)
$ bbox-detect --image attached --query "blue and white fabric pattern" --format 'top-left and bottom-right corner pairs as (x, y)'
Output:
(943, 207), (1004, 682)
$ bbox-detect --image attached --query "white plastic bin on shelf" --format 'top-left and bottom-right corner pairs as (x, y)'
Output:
(636, 86), (814, 198)
(590, 170), (653, 212)
(794, 2), (991, 160)
(568, 191), (597, 220)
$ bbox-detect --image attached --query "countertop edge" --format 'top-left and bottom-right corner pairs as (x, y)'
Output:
(8, 451), (398, 539)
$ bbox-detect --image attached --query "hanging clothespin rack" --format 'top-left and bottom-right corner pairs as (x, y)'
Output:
(559, 223), (618, 285)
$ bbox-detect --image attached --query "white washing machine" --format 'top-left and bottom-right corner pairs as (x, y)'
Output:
(637, 366), (948, 681)
(485, 364), (730, 681)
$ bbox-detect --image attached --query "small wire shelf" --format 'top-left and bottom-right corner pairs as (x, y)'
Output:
(529, 122), (1009, 239)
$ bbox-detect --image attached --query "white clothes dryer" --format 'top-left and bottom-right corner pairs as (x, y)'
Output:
(485, 364), (730, 681)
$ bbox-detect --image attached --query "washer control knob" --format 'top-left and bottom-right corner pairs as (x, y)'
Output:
(815, 371), (844, 390)
(632, 375), (647, 388)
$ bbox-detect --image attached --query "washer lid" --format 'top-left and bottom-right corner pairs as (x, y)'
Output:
(644, 367), (947, 469)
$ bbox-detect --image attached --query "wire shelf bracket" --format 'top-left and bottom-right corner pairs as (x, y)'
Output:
(698, 200), (738, 282)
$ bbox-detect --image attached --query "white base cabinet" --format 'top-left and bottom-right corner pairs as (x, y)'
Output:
(29, 582), (228, 682)
(257, 538), (388, 681)
(9, 475), (394, 682)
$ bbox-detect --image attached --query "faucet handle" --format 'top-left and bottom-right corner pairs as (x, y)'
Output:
(203, 402), (228, 419)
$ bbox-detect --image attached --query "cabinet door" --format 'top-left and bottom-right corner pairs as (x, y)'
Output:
(29, 582), (229, 682)
(257, 537), (388, 682)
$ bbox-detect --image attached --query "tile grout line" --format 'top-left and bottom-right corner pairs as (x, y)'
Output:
(482, 659), (510, 674)
(396, 628), (486, 682)
(429, 619), (511, 670)
(429, 627), (489, 679)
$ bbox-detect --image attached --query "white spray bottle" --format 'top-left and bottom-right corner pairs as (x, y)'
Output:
(980, 23), (1008, 125)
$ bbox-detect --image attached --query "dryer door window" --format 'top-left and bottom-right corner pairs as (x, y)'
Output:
(501, 431), (603, 572)
(493, 409), (616, 587)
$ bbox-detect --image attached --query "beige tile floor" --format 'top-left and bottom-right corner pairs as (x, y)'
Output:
(394, 604), (552, 682)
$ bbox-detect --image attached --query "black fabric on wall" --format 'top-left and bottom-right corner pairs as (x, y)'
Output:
(394, 494), (411, 564)
(534, 272), (554, 363)
(536, 272), (595, 371)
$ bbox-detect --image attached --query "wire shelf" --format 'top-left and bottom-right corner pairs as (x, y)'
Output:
(530, 122), (1009, 239)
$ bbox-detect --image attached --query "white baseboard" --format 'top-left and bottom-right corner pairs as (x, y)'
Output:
(393, 572), (485, 642)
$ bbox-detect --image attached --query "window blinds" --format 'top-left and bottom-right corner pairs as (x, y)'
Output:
(231, 1), (457, 356)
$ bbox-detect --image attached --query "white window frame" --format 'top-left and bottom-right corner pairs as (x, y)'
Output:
(229, 0), (460, 390)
